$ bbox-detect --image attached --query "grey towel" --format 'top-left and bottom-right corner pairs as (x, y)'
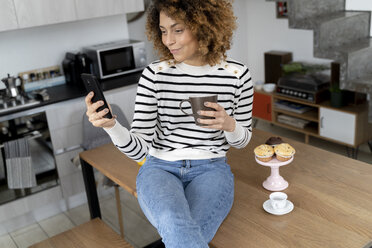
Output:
(4, 137), (37, 189)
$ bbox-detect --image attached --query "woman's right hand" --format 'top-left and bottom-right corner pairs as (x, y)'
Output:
(85, 91), (116, 129)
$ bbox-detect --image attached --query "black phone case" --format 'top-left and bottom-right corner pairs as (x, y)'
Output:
(81, 73), (113, 119)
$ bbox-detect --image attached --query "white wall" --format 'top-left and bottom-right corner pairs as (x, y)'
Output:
(243, 0), (332, 83)
(0, 15), (129, 88)
(127, 13), (158, 63)
(227, 0), (249, 65)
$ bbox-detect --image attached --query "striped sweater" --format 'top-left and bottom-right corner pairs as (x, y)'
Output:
(105, 59), (254, 162)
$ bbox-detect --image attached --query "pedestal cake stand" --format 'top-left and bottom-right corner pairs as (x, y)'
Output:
(255, 156), (293, 191)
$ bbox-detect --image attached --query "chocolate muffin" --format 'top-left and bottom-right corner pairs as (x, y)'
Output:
(265, 137), (284, 147)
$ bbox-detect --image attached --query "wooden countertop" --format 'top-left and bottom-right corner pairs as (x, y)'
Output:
(80, 143), (139, 198)
(80, 128), (372, 247)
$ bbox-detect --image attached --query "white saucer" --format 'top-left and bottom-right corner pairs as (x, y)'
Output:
(263, 199), (294, 215)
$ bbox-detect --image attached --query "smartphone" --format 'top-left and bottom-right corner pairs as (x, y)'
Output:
(81, 73), (113, 119)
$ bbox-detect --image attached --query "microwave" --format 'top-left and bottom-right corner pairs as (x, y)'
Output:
(83, 39), (147, 80)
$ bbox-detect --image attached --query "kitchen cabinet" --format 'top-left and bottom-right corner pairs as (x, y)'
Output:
(55, 148), (83, 178)
(75, 0), (125, 20)
(0, 0), (18, 31)
(75, 0), (144, 20)
(124, 0), (145, 13)
(55, 148), (86, 200)
(46, 98), (86, 132)
(253, 91), (272, 122)
(14, 0), (76, 28)
(319, 107), (355, 145)
(3, 0), (144, 32)
(46, 97), (86, 154)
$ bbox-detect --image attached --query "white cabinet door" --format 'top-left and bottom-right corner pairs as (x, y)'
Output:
(55, 148), (83, 178)
(46, 97), (86, 154)
(49, 123), (84, 154)
(319, 107), (356, 145)
(75, 0), (125, 20)
(14, 0), (76, 28)
(46, 97), (86, 131)
(0, 0), (18, 31)
(124, 0), (144, 13)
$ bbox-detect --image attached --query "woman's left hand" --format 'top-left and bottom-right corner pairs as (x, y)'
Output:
(197, 102), (236, 132)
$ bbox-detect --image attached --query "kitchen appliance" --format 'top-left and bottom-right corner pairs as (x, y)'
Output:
(62, 52), (92, 88)
(0, 80), (40, 116)
(1, 74), (22, 98)
(0, 94), (40, 115)
(83, 39), (147, 80)
(276, 73), (330, 103)
(0, 111), (58, 204)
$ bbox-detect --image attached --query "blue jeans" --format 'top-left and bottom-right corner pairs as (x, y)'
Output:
(136, 155), (234, 248)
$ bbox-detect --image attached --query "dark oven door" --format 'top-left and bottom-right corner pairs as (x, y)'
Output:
(0, 111), (58, 205)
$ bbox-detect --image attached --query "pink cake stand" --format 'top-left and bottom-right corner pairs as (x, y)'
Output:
(255, 156), (293, 191)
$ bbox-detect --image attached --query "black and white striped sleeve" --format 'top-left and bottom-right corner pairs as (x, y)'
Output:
(224, 67), (254, 149)
(104, 66), (158, 162)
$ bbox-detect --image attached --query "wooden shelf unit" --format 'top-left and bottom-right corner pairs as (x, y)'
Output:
(273, 108), (319, 122)
(253, 89), (372, 148)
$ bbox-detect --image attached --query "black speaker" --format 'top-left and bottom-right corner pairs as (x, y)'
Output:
(331, 61), (340, 86)
(264, 51), (292, 84)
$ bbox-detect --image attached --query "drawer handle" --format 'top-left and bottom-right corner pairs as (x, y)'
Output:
(320, 117), (324, 128)
(54, 145), (82, 155)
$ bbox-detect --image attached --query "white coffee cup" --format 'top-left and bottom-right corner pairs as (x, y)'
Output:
(269, 192), (288, 210)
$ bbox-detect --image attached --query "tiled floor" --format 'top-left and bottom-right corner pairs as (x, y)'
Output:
(1, 121), (371, 248)
(0, 188), (160, 248)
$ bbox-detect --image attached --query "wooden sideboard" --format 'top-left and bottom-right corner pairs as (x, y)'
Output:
(253, 89), (372, 153)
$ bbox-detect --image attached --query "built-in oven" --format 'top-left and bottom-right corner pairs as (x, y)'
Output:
(0, 111), (58, 205)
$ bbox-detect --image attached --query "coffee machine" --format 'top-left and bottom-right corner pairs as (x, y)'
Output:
(1, 74), (22, 98)
(62, 52), (92, 88)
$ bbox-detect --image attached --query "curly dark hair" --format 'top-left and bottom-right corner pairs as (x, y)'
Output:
(146, 0), (237, 66)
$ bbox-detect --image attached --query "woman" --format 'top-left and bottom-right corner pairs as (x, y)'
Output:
(85, 0), (253, 247)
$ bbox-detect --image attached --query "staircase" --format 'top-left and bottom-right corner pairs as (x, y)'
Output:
(267, 0), (372, 122)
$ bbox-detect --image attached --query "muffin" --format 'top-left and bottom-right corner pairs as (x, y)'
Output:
(265, 136), (284, 147)
(274, 143), (296, 161)
(254, 144), (275, 162)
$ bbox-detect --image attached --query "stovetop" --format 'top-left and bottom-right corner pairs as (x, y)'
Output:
(0, 95), (40, 114)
